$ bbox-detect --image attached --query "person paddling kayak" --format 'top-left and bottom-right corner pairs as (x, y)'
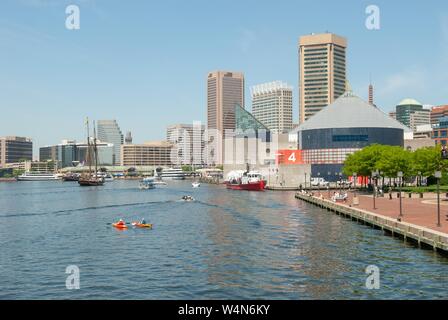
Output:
(113, 219), (128, 229)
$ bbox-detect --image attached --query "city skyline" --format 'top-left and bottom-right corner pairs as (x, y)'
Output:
(2, 0), (448, 153)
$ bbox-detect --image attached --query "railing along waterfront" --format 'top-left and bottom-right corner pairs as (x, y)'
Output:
(295, 193), (448, 253)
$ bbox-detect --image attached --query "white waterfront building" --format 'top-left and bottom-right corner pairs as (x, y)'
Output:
(166, 122), (205, 166)
(251, 81), (293, 134)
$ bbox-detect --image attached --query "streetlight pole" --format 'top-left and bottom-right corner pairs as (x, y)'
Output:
(310, 174), (312, 193)
(317, 172), (321, 195)
(328, 171), (331, 198)
(304, 172), (307, 191)
(398, 171), (403, 217)
(339, 172), (342, 194)
(435, 171), (442, 227)
(353, 172), (359, 206)
(417, 171), (421, 187)
(372, 170), (377, 210)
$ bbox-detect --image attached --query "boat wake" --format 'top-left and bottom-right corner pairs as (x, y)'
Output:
(0, 200), (178, 219)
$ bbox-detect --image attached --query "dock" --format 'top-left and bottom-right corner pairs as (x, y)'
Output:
(295, 192), (448, 253)
(266, 186), (299, 191)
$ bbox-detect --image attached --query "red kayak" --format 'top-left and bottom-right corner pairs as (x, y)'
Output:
(112, 222), (128, 229)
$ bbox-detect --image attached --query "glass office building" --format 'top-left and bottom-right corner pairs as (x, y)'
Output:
(97, 120), (124, 165)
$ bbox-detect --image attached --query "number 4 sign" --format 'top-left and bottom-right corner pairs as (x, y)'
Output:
(276, 150), (304, 165)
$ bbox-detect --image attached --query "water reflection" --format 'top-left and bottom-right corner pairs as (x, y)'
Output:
(0, 181), (447, 299)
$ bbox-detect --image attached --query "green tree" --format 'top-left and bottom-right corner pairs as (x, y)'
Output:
(376, 146), (412, 178)
(412, 146), (448, 177)
(343, 144), (387, 177)
(181, 165), (192, 172)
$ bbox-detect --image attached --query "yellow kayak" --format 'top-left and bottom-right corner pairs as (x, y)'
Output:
(131, 222), (153, 229)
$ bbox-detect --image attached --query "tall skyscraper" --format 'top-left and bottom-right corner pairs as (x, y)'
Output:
(97, 120), (124, 166)
(299, 33), (347, 123)
(207, 71), (244, 165)
(251, 81), (293, 133)
(0, 136), (33, 168)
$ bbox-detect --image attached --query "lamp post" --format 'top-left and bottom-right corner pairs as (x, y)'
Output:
(339, 172), (343, 194)
(304, 172), (307, 191)
(435, 171), (442, 227)
(310, 174), (312, 193)
(317, 172), (321, 195)
(398, 171), (403, 217)
(380, 171), (384, 194)
(327, 171), (331, 198)
(417, 171), (421, 187)
(372, 170), (379, 210)
(353, 172), (359, 206)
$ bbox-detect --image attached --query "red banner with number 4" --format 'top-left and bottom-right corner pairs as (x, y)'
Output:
(275, 150), (304, 165)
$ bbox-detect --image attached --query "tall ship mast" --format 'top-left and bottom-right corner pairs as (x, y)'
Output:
(78, 117), (105, 186)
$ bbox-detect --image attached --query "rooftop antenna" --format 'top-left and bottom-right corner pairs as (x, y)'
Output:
(368, 74), (374, 105)
(345, 80), (353, 95)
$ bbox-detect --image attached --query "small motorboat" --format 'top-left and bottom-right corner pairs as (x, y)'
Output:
(192, 182), (200, 188)
(153, 179), (167, 186)
(181, 195), (195, 202)
(139, 178), (155, 190)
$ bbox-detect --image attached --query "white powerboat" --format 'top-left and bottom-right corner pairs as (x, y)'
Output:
(96, 172), (114, 182)
(192, 182), (200, 188)
(139, 177), (155, 190)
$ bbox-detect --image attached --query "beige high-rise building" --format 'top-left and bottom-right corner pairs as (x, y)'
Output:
(121, 141), (173, 167)
(207, 71), (245, 165)
(0, 136), (33, 168)
(251, 81), (293, 134)
(299, 33), (347, 123)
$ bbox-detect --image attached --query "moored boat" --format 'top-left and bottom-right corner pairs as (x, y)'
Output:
(17, 172), (61, 181)
(63, 173), (80, 181)
(225, 170), (266, 191)
(78, 118), (105, 187)
(78, 174), (105, 186)
(159, 168), (185, 180)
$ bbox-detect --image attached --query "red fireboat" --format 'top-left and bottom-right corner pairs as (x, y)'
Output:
(225, 170), (266, 191)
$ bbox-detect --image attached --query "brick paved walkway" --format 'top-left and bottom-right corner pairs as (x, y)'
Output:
(315, 190), (448, 234)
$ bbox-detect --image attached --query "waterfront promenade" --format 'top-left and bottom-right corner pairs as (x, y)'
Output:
(295, 190), (448, 253)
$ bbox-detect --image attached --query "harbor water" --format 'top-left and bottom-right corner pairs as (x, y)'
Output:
(1, 180), (447, 299)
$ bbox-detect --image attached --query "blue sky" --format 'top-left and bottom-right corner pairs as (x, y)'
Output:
(1, 0), (448, 153)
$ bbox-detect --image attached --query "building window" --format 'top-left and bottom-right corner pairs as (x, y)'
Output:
(332, 135), (369, 142)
